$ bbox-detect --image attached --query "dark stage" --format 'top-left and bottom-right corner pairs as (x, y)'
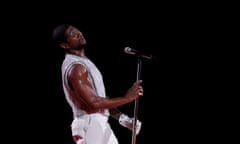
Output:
(2, 3), (225, 144)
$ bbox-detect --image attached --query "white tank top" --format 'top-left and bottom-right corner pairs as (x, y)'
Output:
(61, 54), (109, 118)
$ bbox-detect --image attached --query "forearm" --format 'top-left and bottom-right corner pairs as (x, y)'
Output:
(90, 96), (135, 110)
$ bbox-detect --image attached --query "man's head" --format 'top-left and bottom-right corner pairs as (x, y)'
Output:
(52, 24), (70, 45)
(52, 24), (87, 50)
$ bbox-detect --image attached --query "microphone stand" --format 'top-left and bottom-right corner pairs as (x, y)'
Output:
(131, 54), (142, 144)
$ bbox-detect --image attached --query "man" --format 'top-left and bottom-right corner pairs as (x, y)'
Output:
(52, 24), (143, 144)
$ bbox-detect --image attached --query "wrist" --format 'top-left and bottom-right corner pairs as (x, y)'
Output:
(119, 114), (130, 125)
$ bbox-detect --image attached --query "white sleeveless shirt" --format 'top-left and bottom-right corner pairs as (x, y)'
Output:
(61, 54), (109, 118)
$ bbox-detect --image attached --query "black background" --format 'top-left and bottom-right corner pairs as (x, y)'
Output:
(2, 2), (230, 144)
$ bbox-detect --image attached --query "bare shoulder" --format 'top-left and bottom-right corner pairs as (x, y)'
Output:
(68, 64), (88, 79)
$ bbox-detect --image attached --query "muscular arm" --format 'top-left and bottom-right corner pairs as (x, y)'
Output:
(67, 64), (143, 113)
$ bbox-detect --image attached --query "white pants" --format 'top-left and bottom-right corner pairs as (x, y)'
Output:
(71, 113), (119, 144)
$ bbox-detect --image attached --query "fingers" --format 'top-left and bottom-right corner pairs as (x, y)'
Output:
(138, 87), (143, 96)
(136, 80), (143, 85)
(137, 85), (143, 96)
(133, 80), (142, 87)
(125, 80), (144, 99)
(134, 80), (143, 96)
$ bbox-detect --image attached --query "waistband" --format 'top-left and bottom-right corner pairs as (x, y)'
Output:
(74, 109), (110, 119)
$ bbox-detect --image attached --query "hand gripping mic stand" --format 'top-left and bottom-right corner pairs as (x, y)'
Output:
(131, 54), (142, 144)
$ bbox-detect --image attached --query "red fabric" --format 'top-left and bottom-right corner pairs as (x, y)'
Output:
(73, 135), (82, 142)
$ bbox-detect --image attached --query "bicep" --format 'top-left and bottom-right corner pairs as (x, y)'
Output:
(67, 64), (99, 106)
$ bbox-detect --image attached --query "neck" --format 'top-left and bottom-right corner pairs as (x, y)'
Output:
(67, 49), (86, 57)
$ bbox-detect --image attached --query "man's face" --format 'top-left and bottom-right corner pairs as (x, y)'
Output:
(65, 26), (87, 50)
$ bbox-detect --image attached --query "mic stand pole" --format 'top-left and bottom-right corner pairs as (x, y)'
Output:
(131, 55), (142, 144)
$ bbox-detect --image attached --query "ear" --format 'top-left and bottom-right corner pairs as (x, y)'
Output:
(60, 43), (69, 49)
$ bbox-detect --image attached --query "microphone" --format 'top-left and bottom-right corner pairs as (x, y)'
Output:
(124, 47), (140, 55)
(124, 47), (155, 60)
